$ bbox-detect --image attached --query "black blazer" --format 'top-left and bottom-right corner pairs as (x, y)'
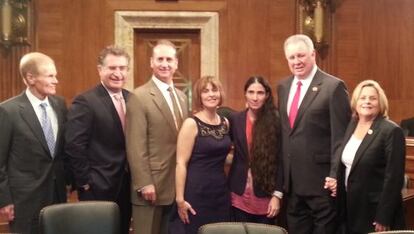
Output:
(337, 117), (406, 233)
(0, 92), (68, 233)
(65, 84), (129, 200)
(228, 110), (283, 197)
(277, 69), (351, 195)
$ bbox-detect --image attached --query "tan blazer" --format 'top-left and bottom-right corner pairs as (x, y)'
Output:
(126, 79), (188, 205)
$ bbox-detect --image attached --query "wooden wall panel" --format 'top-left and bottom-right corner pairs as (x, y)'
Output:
(1, 0), (413, 125)
(26, 0), (295, 111)
(0, 47), (29, 101)
(334, 0), (414, 123)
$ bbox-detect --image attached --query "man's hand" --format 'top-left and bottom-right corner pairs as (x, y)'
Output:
(324, 177), (337, 197)
(139, 184), (157, 204)
(267, 196), (281, 218)
(373, 221), (389, 232)
(0, 204), (15, 221)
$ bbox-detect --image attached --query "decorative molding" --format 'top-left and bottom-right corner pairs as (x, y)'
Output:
(114, 11), (219, 90)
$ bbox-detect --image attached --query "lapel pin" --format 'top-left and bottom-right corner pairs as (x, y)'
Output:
(367, 129), (373, 135)
(312, 87), (318, 92)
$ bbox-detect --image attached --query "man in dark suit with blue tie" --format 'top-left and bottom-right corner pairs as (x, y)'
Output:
(0, 52), (68, 233)
(65, 45), (132, 234)
(277, 34), (352, 234)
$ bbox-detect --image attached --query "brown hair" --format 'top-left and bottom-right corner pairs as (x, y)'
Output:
(193, 76), (224, 111)
(152, 39), (177, 58)
(97, 45), (130, 66)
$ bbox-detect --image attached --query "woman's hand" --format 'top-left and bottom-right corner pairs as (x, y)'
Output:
(177, 200), (197, 224)
(266, 196), (280, 218)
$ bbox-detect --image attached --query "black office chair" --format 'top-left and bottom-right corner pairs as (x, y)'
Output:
(401, 117), (414, 137)
(39, 201), (120, 234)
(368, 231), (414, 234)
(198, 222), (288, 234)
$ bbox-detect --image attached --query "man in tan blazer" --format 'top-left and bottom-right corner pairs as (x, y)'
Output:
(126, 40), (188, 234)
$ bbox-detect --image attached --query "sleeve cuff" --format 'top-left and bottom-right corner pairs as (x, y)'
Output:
(272, 191), (283, 199)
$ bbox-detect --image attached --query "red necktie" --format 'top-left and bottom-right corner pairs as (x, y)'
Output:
(289, 81), (302, 128)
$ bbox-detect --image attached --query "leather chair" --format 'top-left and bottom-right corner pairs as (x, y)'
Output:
(198, 222), (288, 234)
(368, 231), (414, 234)
(39, 201), (120, 234)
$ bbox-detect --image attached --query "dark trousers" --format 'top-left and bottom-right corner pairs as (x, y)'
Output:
(231, 206), (275, 225)
(10, 185), (64, 234)
(287, 192), (337, 234)
(78, 174), (132, 234)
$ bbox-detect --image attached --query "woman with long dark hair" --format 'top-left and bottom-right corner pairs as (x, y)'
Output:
(228, 76), (283, 224)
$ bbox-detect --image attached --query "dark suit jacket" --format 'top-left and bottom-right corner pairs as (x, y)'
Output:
(277, 69), (351, 195)
(228, 110), (283, 197)
(65, 84), (130, 200)
(401, 117), (414, 137)
(337, 117), (405, 233)
(0, 92), (68, 233)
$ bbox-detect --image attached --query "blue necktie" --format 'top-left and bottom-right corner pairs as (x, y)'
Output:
(40, 103), (55, 157)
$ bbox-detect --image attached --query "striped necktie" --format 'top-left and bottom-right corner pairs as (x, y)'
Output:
(40, 102), (56, 157)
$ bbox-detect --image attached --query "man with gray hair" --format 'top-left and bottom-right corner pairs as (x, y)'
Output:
(65, 45), (132, 234)
(277, 34), (351, 233)
(0, 52), (68, 233)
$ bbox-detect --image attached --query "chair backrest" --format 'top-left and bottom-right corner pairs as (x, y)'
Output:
(39, 201), (120, 234)
(368, 231), (414, 234)
(198, 222), (288, 234)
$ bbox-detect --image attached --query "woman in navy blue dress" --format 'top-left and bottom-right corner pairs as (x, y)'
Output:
(172, 76), (232, 234)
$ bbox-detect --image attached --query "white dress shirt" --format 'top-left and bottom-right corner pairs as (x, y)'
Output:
(287, 65), (318, 112)
(152, 76), (183, 129)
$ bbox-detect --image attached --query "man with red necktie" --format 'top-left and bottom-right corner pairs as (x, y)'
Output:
(277, 34), (351, 234)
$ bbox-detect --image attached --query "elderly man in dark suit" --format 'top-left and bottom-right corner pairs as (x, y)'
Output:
(277, 34), (351, 234)
(126, 40), (188, 234)
(0, 52), (68, 233)
(65, 45), (132, 234)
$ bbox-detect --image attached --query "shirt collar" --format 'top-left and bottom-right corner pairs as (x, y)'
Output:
(152, 75), (174, 91)
(293, 64), (318, 85)
(101, 82), (123, 98)
(25, 88), (50, 107)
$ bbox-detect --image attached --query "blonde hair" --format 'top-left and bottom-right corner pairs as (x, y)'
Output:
(19, 52), (54, 79)
(193, 76), (224, 111)
(350, 80), (389, 119)
(283, 34), (315, 52)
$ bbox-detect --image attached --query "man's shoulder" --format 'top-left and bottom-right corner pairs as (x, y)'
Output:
(0, 93), (26, 110)
(72, 85), (107, 103)
(132, 80), (154, 95)
(317, 69), (344, 85)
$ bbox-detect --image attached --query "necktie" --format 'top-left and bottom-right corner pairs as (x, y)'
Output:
(289, 81), (302, 128)
(167, 87), (183, 130)
(39, 103), (56, 157)
(113, 94), (126, 131)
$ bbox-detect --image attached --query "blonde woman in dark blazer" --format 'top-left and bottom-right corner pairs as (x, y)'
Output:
(336, 80), (405, 233)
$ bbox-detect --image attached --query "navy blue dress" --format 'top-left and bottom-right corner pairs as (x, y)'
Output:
(170, 116), (232, 234)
